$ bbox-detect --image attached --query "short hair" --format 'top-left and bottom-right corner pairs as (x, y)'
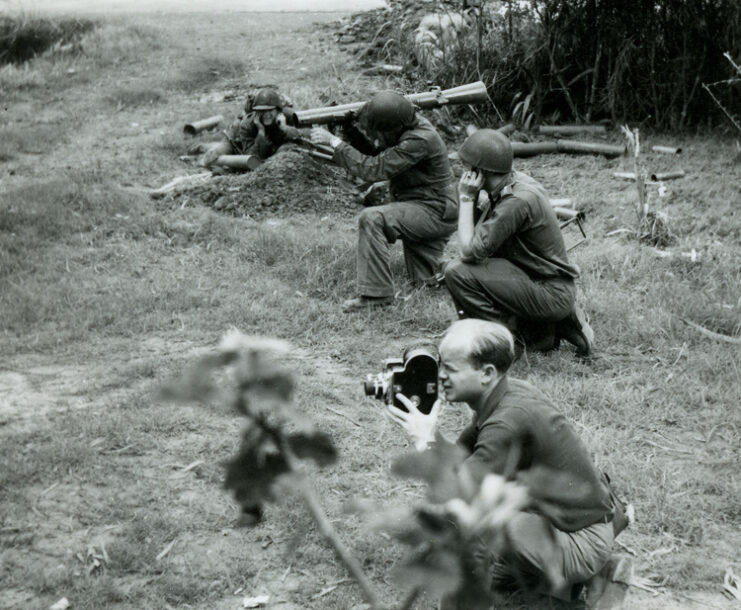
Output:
(442, 319), (515, 374)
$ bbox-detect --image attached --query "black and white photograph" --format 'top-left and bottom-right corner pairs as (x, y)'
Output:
(1, 0), (739, 608)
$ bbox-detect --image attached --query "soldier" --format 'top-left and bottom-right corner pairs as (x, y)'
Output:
(200, 87), (302, 168)
(310, 90), (458, 313)
(387, 319), (627, 608)
(444, 129), (594, 356)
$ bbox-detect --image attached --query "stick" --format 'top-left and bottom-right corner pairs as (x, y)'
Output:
(679, 318), (741, 345)
(297, 478), (382, 609)
(156, 538), (177, 561)
(323, 405), (362, 427)
(150, 172), (212, 199)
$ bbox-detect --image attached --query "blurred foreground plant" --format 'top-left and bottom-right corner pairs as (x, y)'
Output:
(163, 331), (539, 610)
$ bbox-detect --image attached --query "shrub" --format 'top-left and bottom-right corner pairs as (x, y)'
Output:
(0, 14), (96, 64)
(365, 0), (741, 130)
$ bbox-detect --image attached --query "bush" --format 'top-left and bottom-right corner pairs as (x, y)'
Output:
(364, 0), (741, 130)
(0, 14), (96, 64)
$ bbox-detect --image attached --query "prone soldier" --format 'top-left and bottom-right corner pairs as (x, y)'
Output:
(199, 87), (303, 169)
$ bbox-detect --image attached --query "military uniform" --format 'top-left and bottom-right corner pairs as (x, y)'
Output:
(332, 115), (458, 298)
(225, 113), (302, 160)
(444, 170), (578, 344)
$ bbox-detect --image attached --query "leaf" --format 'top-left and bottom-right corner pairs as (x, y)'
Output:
(523, 112), (534, 131)
(157, 352), (232, 403)
(287, 431), (337, 466)
(391, 437), (468, 503)
(223, 430), (290, 518)
(392, 547), (461, 598)
(521, 92), (533, 125)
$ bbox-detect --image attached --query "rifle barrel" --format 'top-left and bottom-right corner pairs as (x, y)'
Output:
(291, 81), (488, 127)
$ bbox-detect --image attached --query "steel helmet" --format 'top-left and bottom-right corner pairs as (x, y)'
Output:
(457, 128), (513, 173)
(363, 90), (416, 132)
(252, 88), (282, 111)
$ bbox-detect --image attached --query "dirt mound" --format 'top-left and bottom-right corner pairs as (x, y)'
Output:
(163, 146), (362, 220)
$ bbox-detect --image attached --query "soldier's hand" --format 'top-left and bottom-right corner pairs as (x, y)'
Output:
(276, 112), (287, 130)
(458, 169), (484, 200)
(458, 169), (484, 199)
(310, 126), (334, 147)
(253, 112), (266, 134)
(386, 395), (443, 451)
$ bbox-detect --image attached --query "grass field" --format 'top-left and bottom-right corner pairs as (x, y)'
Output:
(1, 8), (740, 610)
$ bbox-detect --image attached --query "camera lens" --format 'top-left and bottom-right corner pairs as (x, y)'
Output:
(363, 376), (377, 396)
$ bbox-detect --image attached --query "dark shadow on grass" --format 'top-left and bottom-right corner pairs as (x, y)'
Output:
(168, 55), (247, 92)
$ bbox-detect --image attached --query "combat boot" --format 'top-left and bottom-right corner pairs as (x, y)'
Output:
(557, 304), (594, 357)
(341, 295), (394, 313)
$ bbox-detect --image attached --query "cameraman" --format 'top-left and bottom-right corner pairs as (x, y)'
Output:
(387, 319), (620, 606)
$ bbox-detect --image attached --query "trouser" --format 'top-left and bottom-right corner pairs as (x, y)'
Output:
(443, 257), (576, 346)
(357, 201), (457, 298)
(440, 512), (614, 609)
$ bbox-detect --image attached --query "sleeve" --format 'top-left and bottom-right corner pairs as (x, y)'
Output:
(456, 417), (478, 454)
(342, 122), (379, 155)
(237, 115), (259, 151)
(469, 196), (530, 261)
(279, 124), (303, 142)
(332, 135), (430, 183)
(461, 419), (521, 485)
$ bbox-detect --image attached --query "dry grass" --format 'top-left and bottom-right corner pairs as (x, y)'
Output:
(0, 9), (739, 610)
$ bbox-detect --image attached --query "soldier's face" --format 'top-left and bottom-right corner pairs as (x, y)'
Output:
(482, 171), (510, 196)
(258, 109), (278, 125)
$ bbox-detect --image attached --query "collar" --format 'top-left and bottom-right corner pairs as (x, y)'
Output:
(474, 376), (509, 427)
(488, 172), (516, 205)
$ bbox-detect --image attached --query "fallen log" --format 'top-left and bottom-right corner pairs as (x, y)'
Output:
(214, 155), (262, 171)
(150, 172), (212, 199)
(556, 140), (625, 157)
(538, 124), (607, 135)
(650, 170), (685, 181)
(183, 115), (224, 135)
(511, 141), (559, 157)
(651, 145), (682, 155)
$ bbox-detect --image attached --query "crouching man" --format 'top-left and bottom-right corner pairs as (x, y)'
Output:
(387, 319), (625, 607)
(444, 129), (593, 355)
(311, 90), (458, 313)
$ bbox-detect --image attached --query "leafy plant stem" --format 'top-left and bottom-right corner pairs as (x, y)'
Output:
(285, 447), (383, 609)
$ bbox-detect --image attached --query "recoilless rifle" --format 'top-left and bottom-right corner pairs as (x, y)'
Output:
(290, 81), (489, 128)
